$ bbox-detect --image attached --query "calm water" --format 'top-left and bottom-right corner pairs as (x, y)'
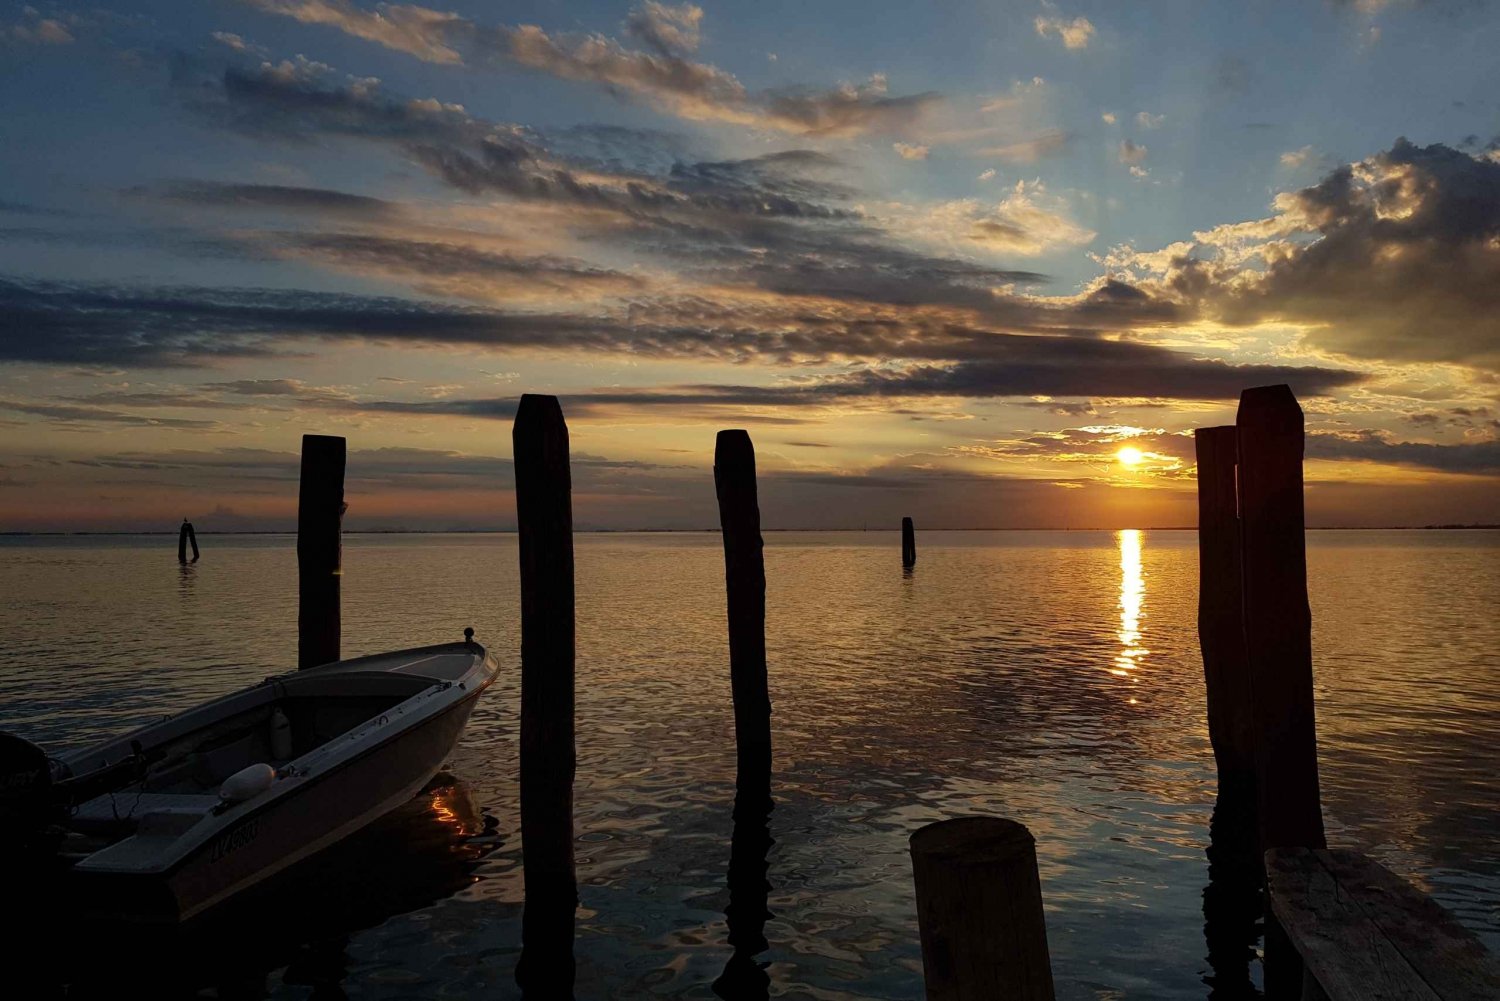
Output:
(1, 530), (1497, 999)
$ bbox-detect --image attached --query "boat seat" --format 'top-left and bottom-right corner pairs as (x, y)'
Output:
(71, 791), (220, 833)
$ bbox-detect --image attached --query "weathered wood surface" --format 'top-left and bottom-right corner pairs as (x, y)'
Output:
(902, 516), (917, 568)
(296, 434), (345, 669)
(513, 394), (578, 997)
(1237, 385), (1325, 852)
(1193, 425), (1255, 794)
(1266, 847), (1500, 1001)
(910, 817), (1055, 1001)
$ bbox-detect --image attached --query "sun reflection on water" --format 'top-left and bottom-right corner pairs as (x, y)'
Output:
(1114, 529), (1149, 684)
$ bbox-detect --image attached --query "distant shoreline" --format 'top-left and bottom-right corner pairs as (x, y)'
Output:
(3, 525), (1496, 537)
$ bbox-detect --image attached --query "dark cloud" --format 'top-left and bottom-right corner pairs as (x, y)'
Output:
(1307, 429), (1500, 474)
(146, 180), (400, 218)
(0, 276), (1361, 401)
(0, 398), (219, 428)
(1145, 139), (1500, 369)
(244, 1), (940, 136)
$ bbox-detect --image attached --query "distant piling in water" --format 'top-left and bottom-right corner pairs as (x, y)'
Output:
(512, 394), (578, 997)
(910, 817), (1056, 1001)
(177, 518), (199, 564)
(712, 429), (774, 998)
(902, 517), (917, 568)
(297, 434), (345, 670)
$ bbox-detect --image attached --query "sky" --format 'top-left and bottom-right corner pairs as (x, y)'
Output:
(1, 0), (1497, 531)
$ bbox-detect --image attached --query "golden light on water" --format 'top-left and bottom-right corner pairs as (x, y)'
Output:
(1116, 446), (1145, 468)
(1114, 529), (1149, 682)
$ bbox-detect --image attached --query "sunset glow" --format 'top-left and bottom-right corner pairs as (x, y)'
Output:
(0, 2), (1495, 530)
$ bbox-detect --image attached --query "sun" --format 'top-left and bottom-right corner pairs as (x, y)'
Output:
(1117, 447), (1145, 468)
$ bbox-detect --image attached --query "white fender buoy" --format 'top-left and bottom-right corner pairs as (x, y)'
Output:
(219, 762), (276, 804)
(269, 707), (293, 760)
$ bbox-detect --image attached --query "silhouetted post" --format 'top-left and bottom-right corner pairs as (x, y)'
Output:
(513, 394), (578, 997)
(713, 430), (774, 1001)
(910, 817), (1056, 1001)
(902, 516), (917, 568)
(1194, 427), (1255, 796)
(1236, 385), (1325, 855)
(297, 435), (345, 669)
(177, 519), (199, 563)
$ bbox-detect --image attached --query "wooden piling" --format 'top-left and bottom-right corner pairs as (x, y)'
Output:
(712, 429), (774, 1001)
(512, 394), (578, 997)
(902, 516), (917, 568)
(1236, 385), (1325, 853)
(296, 434), (345, 670)
(713, 431), (772, 796)
(1193, 427), (1255, 796)
(910, 817), (1056, 1001)
(177, 519), (199, 563)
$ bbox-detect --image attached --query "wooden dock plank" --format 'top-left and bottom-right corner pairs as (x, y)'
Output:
(1266, 848), (1440, 1001)
(1320, 850), (1500, 1001)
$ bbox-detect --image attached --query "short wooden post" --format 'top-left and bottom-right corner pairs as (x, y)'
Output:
(712, 430), (774, 999)
(1194, 427), (1255, 797)
(910, 817), (1056, 1001)
(512, 394), (578, 997)
(177, 519), (199, 563)
(1236, 385), (1325, 854)
(297, 434), (345, 669)
(902, 516), (917, 568)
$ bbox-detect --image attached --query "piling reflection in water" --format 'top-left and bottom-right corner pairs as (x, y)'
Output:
(713, 769), (775, 1000)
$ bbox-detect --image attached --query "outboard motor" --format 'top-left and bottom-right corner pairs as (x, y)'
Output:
(0, 732), (63, 851)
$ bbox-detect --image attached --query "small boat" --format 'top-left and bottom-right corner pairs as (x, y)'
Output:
(0, 630), (499, 921)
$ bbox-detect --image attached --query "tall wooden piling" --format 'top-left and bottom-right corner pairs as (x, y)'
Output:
(512, 394), (578, 997)
(177, 519), (199, 563)
(712, 429), (774, 1001)
(910, 817), (1056, 1001)
(1236, 385), (1325, 853)
(296, 434), (345, 670)
(1194, 427), (1255, 795)
(902, 517), (917, 568)
(713, 430), (772, 795)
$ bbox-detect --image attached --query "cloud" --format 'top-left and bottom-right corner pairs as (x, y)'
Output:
(623, 1), (703, 57)
(1100, 111), (1116, 125)
(900, 181), (1095, 257)
(0, 276), (1360, 402)
(243, 0), (940, 136)
(894, 142), (930, 160)
(1118, 139), (1148, 165)
(242, 0), (466, 63)
(1135, 111), (1164, 129)
(978, 168), (997, 181)
(1034, 14), (1095, 49)
(1307, 429), (1500, 474)
(0, 398), (218, 428)
(147, 180), (401, 219)
(1115, 139), (1500, 369)
(5, 10), (75, 45)
(977, 129), (1072, 162)
(1279, 145), (1318, 168)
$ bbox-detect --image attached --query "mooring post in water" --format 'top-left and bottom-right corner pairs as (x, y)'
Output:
(513, 394), (578, 997)
(1194, 427), (1255, 797)
(177, 518), (199, 564)
(902, 516), (917, 568)
(297, 434), (345, 670)
(910, 817), (1056, 1001)
(712, 429), (774, 999)
(1236, 385), (1325, 855)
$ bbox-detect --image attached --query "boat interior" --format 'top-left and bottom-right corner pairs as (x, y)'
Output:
(65, 672), (437, 838)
